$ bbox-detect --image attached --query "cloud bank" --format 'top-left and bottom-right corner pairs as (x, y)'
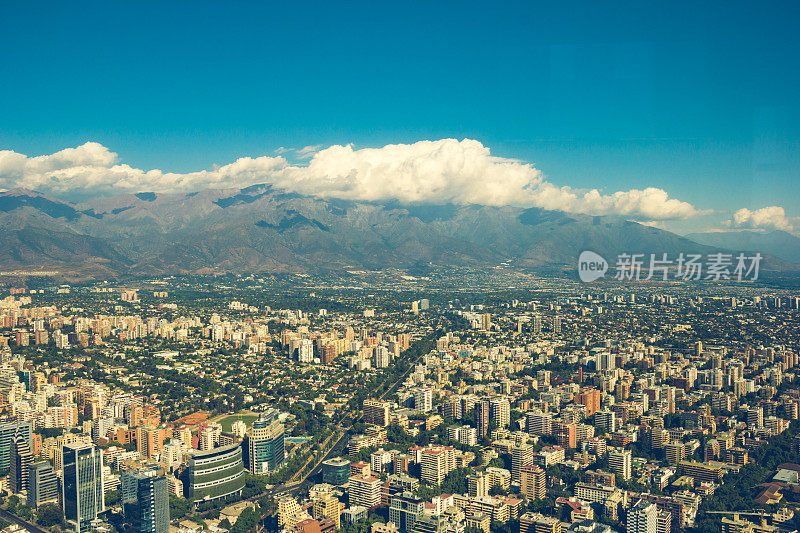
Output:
(1, 138), (705, 220)
(733, 206), (795, 232)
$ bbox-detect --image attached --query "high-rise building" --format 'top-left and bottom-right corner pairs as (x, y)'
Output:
(554, 422), (577, 449)
(665, 442), (686, 465)
(576, 389), (602, 416)
(468, 473), (488, 497)
(182, 443), (245, 504)
(520, 465), (546, 500)
(527, 411), (553, 436)
(63, 443), (105, 533)
(364, 400), (391, 427)
(10, 431), (33, 493)
(627, 500), (657, 533)
(374, 347), (391, 369)
(298, 339), (314, 363)
(420, 446), (455, 485)
(490, 398), (511, 429)
(322, 457), (351, 486)
(414, 388), (433, 413)
(248, 410), (285, 474)
(553, 316), (562, 334)
(595, 410), (616, 433)
(477, 400), (491, 438)
(511, 443), (533, 483)
(27, 461), (59, 508)
(597, 352), (616, 372)
(609, 449), (632, 480)
(137, 426), (166, 459)
(0, 420), (33, 472)
(348, 473), (381, 509)
(389, 492), (424, 533)
(122, 466), (170, 533)
(532, 314), (542, 334)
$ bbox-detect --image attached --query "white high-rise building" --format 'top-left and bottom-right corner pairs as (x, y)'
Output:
(490, 397), (511, 429)
(597, 352), (616, 372)
(627, 500), (657, 533)
(374, 347), (391, 369)
(595, 410), (616, 433)
(415, 388), (433, 413)
(609, 448), (632, 480)
(298, 339), (314, 363)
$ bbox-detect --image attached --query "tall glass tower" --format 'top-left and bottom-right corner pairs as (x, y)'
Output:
(63, 443), (104, 533)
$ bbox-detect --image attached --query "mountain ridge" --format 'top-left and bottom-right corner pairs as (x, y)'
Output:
(0, 186), (797, 280)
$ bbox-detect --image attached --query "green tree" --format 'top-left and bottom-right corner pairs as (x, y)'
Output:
(170, 495), (192, 520)
(36, 504), (64, 528)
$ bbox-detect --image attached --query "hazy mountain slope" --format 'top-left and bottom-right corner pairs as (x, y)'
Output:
(0, 186), (796, 279)
(686, 230), (800, 264)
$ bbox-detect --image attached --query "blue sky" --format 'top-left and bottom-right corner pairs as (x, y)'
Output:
(1, 1), (799, 233)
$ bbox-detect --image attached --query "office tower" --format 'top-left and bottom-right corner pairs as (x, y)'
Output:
(363, 399), (391, 427)
(248, 410), (285, 475)
(0, 420), (33, 471)
(490, 397), (511, 429)
(389, 492), (425, 533)
(322, 457), (351, 486)
(28, 461), (59, 508)
(511, 443), (533, 483)
(122, 466), (170, 533)
(10, 432), (33, 493)
(609, 449), (632, 480)
(182, 443), (245, 504)
(414, 388), (433, 413)
(627, 500), (657, 533)
(63, 443), (105, 533)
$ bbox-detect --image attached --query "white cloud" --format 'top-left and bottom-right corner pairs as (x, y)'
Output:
(732, 206), (795, 232)
(0, 138), (706, 220)
(295, 145), (323, 159)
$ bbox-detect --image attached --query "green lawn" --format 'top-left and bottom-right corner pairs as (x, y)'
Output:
(218, 413), (259, 433)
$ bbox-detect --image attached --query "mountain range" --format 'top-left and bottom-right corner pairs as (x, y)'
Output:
(0, 186), (797, 281)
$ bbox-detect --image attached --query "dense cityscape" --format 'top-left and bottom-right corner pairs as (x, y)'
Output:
(0, 275), (797, 533)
